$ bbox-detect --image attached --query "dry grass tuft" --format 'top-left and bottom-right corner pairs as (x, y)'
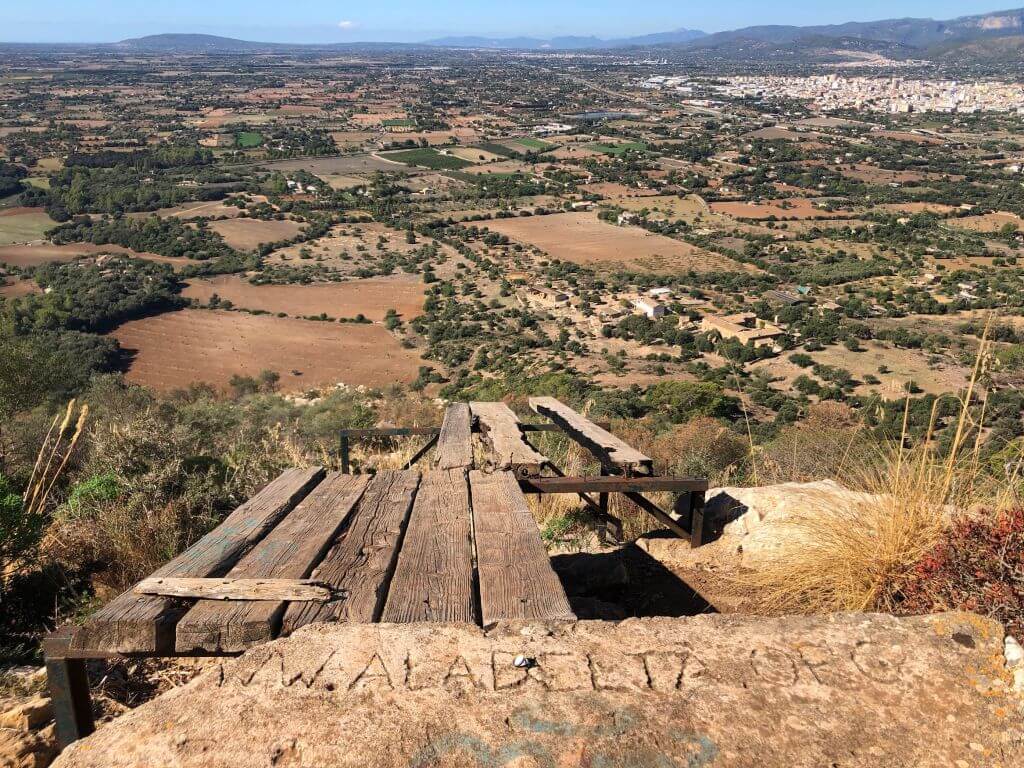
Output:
(737, 316), (1018, 614)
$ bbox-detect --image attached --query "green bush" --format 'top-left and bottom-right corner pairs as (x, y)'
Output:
(643, 381), (738, 422)
(65, 473), (121, 517)
(0, 474), (41, 574)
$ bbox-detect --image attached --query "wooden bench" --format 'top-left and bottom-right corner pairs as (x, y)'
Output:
(46, 399), (707, 752)
(45, 469), (572, 747)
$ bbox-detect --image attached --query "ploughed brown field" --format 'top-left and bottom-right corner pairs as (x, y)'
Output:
(182, 274), (425, 321)
(0, 242), (189, 269)
(479, 211), (743, 273)
(0, 277), (40, 297)
(110, 309), (424, 392)
(711, 198), (848, 220)
(209, 218), (305, 250)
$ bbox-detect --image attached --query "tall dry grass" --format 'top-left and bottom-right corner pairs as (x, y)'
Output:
(736, 316), (1019, 614)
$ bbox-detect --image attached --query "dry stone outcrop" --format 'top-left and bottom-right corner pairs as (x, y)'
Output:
(53, 612), (1023, 768)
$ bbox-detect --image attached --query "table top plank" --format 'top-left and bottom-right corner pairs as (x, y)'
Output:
(174, 473), (370, 653)
(529, 397), (651, 472)
(470, 470), (575, 625)
(69, 467), (325, 655)
(282, 470), (420, 633)
(380, 469), (475, 624)
(470, 401), (548, 475)
(434, 403), (474, 470)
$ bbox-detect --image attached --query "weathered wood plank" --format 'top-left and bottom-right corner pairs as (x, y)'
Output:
(470, 401), (548, 475)
(470, 470), (575, 626)
(134, 578), (334, 602)
(529, 396), (652, 473)
(174, 473), (370, 653)
(70, 467), (325, 654)
(380, 469), (475, 623)
(282, 470), (419, 633)
(435, 403), (474, 470)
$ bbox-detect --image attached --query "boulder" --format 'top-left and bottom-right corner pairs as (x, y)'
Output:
(0, 696), (53, 731)
(53, 612), (1022, 768)
(0, 724), (56, 768)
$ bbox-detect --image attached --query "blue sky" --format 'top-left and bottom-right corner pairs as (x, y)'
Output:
(0, 1), (1006, 43)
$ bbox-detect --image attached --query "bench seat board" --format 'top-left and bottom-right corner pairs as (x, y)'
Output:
(529, 397), (651, 473)
(470, 401), (548, 474)
(469, 470), (575, 625)
(69, 467), (325, 655)
(282, 470), (420, 633)
(435, 403), (474, 470)
(174, 473), (370, 653)
(380, 469), (476, 623)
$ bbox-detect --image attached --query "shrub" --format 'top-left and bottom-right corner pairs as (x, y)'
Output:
(644, 381), (738, 422)
(893, 509), (1023, 639)
(0, 474), (42, 576)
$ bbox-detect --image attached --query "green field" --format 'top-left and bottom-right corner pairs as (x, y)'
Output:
(590, 141), (647, 156)
(475, 142), (515, 158)
(383, 118), (416, 128)
(384, 148), (474, 171)
(512, 137), (555, 151)
(0, 210), (57, 245)
(236, 131), (263, 148)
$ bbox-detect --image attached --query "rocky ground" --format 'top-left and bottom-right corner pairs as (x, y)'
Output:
(50, 613), (1024, 768)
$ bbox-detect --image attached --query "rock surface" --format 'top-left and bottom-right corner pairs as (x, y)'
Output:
(54, 612), (1022, 768)
(0, 724), (56, 768)
(637, 480), (880, 571)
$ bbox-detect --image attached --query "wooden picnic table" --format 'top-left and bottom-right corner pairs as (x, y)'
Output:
(44, 399), (708, 752)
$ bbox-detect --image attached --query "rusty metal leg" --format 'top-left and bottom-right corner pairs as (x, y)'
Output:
(598, 466), (609, 519)
(673, 490), (694, 534)
(45, 652), (95, 749)
(689, 491), (708, 548)
(339, 434), (351, 474)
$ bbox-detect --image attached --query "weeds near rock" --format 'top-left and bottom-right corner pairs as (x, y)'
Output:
(738, 316), (1022, 615)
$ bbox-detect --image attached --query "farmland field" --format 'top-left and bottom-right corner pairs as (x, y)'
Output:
(381, 148), (474, 171)
(110, 309), (424, 392)
(589, 141), (647, 156)
(209, 218), (305, 250)
(129, 200), (246, 220)
(0, 207), (56, 245)
(479, 211), (746, 273)
(236, 131), (263, 148)
(0, 242), (190, 268)
(711, 198), (849, 220)
(0, 277), (40, 297)
(259, 154), (400, 176)
(948, 211), (1024, 233)
(182, 274), (425, 320)
(510, 136), (554, 151)
(265, 222), (428, 271)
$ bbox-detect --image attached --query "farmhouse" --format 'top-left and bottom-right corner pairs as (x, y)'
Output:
(764, 289), (807, 307)
(632, 297), (667, 319)
(531, 286), (570, 304)
(700, 312), (785, 349)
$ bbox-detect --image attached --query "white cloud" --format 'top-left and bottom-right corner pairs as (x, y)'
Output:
(337, 20), (357, 31)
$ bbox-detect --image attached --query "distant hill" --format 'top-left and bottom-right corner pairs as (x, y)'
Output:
(681, 7), (1024, 52)
(115, 34), (278, 52)
(423, 28), (707, 50)
(108, 8), (1024, 61)
(114, 33), (427, 53)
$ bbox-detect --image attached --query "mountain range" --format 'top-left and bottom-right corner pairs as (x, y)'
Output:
(109, 7), (1024, 61)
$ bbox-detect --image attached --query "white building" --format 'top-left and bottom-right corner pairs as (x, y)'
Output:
(632, 298), (667, 319)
